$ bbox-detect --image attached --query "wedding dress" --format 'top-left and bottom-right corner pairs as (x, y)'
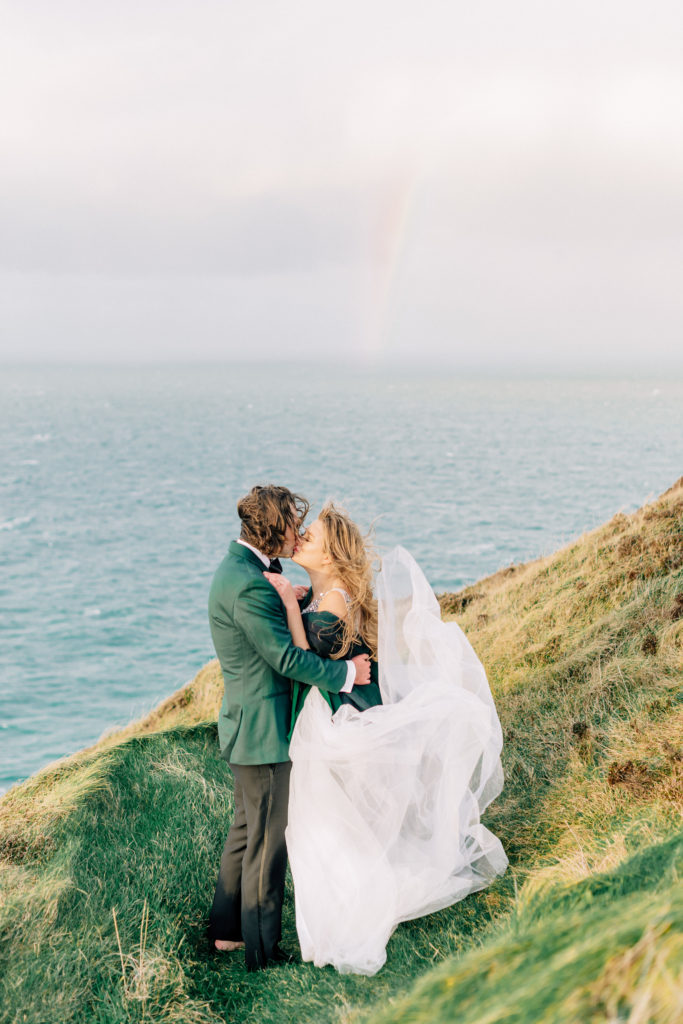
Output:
(286, 546), (508, 976)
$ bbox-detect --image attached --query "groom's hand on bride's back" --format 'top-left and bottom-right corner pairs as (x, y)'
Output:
(351, 654), (372, 686)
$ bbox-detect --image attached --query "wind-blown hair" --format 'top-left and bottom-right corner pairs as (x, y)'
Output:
(237, 485), (309, 558)
(319, 503), (378, 660)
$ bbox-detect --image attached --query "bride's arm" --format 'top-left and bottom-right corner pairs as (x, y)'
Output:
(263, 573), (310, 649)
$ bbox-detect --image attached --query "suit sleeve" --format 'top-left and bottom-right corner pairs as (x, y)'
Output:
(234, 579), (347, 694)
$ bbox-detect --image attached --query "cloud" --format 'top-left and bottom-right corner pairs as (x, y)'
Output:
(2, 0), (683, 364)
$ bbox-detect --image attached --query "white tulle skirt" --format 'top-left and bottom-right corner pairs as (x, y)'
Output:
(286, 547), (508, 976)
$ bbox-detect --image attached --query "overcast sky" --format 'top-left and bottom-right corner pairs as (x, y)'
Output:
(2, 1), (682, 368)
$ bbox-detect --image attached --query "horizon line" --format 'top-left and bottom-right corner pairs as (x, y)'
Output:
(1, 357), (683, 379)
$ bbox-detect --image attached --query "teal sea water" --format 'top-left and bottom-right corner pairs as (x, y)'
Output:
(1, 364), (681, 792)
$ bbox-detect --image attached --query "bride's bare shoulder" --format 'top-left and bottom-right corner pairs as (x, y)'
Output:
(317, 590), (350, 619)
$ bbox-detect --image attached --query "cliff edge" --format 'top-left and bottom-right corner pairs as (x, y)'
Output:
(1, 480), (681, 1024)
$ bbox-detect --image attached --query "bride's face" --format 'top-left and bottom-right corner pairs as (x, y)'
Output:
(292, 518), (330, 573)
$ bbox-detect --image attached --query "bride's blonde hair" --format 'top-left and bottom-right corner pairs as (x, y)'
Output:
(319, 502), (378, 660)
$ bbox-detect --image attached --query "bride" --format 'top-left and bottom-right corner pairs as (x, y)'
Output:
(264, 503), (507, 976)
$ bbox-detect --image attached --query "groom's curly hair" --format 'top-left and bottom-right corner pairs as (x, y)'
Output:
(237, 485), (310, 557)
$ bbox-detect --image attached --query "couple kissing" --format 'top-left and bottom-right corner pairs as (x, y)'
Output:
(207, 484), (507, 976)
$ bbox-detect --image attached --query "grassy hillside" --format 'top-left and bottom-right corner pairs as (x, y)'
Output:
(1, 481), (681, 1024)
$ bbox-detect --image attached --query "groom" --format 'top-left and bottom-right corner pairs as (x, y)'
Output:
(206, 484), (371, 971)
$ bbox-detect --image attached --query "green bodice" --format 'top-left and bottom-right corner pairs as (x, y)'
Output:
(289, 610), (382, 738)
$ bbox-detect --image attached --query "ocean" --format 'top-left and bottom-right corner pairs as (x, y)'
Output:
(1, 363), (681, 792)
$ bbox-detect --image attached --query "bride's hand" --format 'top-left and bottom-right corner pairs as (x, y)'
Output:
(263, 572), (298, 610)
(292, 584), (309, 601)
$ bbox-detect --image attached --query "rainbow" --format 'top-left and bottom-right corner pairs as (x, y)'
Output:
(361, 168), (420, 364)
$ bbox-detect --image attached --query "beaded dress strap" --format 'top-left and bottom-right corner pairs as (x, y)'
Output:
(302, 587), (352, 614)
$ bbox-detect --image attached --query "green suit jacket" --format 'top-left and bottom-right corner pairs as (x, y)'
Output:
(208, 542), (348, 764)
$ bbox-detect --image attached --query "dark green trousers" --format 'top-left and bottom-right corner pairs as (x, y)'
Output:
(208, 761), (292, 970)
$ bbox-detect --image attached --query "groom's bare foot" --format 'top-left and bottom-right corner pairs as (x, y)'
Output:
(214, 939), (245, 952)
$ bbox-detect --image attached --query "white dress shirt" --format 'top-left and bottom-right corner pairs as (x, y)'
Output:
(236, 538), (356, 691)
(236, 538), (272, 567)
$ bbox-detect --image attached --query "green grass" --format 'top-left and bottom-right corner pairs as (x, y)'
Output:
(1, 480), (682, 1024)
(369, 834), (683, 1024)
(0, 726), (514, 1024)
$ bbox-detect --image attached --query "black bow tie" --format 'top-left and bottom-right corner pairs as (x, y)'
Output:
(267, 558), (283, 574)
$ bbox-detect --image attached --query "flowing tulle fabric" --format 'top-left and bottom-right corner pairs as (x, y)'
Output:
(286, 546), (508, 975)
